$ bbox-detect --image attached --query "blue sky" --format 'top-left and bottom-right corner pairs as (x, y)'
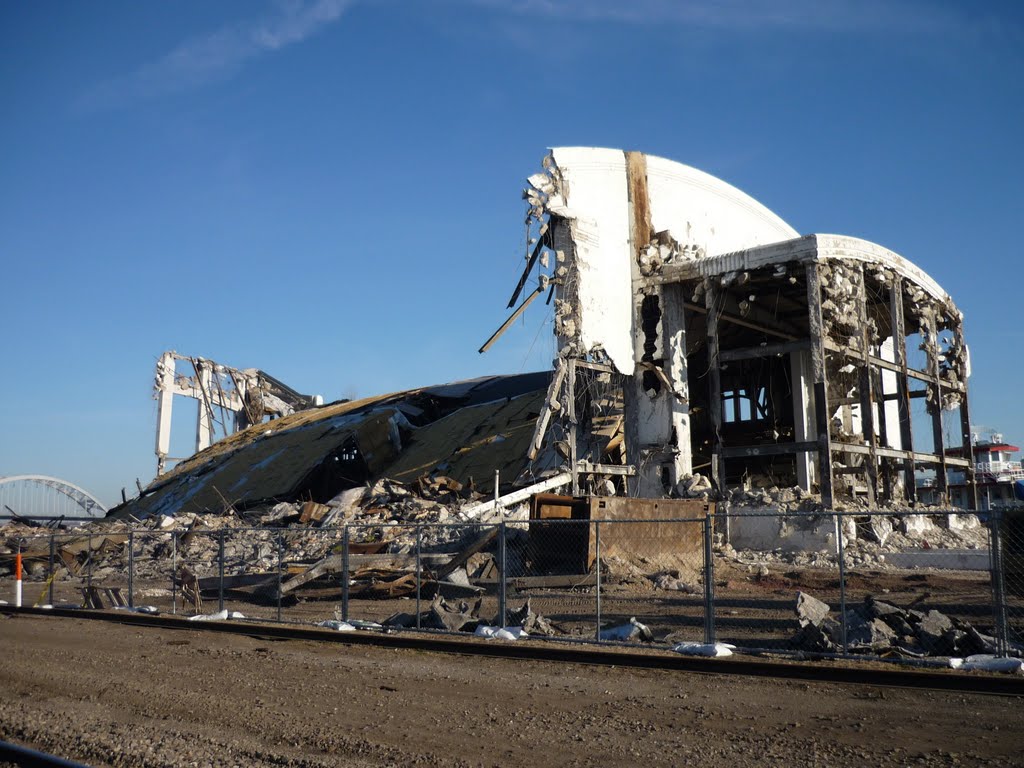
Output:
(1, 0), (1022, 507)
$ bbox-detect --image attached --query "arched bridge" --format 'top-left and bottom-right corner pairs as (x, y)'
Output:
(0, 475), (108, 519)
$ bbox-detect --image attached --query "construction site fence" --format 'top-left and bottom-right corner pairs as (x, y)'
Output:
(4, 509), (1021, 663)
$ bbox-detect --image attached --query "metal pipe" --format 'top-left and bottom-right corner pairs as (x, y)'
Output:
(341, 527), (350, 622)
(415, 525), (422, 631)
(498, 522), (507, 627)
(990, 510), (1010, 657)
(170, 532), (177, 615)
(0, 738), (91, 768)
(87, 534), (93, 601)
(703, 513), (716, 645)
(218, 530), (225, 613)
(47, 534), (55, 605)
(276, 532), (284, 623)
(835, 512), (849, 654)
(128, 530), (135, 608)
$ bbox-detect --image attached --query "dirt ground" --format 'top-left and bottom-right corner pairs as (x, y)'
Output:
(1, 613), (1021, 768)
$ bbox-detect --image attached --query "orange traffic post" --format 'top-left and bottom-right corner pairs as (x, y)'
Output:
(14, 551), (22, 607)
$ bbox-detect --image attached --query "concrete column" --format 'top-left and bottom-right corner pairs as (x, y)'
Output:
(663, 283), (692, 486)
(790, 348), (816, 491)
(196, 362), (213, 454)
(155, 352), (176, 476)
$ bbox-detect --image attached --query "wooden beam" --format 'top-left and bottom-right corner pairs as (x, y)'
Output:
(830, 441), (969, 467)
(527, 358), (567, 460)
(720, 441), (818, 459)
(479, 286), (544, 354)
(821, 339), (964, 389)
(684, 302), (800, 342)
(718, 339), (812, 363)
(576, 462), (637, 476)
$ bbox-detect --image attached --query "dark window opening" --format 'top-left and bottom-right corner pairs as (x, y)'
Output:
(722, 387), (768, 424)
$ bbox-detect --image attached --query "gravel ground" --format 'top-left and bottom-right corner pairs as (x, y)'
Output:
(0, 612), (1021, 767)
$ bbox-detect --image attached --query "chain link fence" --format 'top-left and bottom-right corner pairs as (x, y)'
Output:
(2, 508), (1020, 667)
(991, 508), (1024, 652)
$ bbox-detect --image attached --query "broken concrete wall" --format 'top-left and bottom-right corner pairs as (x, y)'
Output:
(524, 147), (799, 376)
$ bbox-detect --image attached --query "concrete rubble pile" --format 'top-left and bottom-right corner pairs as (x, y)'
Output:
(791, 591), (1009, 658)
(0, 476), (513, 597)
(718, 503), (988, 572)
(382, 596), (557, 637)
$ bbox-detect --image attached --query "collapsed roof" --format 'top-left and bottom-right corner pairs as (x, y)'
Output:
(113, 372), (571, 519)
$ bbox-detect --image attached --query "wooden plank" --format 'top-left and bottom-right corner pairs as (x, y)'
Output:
(479, 286), (544, 354)
(433, 527), (498, 581)
(572, 359), (616, 374)
(475, 573), (600, 589)
(279, 554), (343, 595)
(527, 359), (567, 460)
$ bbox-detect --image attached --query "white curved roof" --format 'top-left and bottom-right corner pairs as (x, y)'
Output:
(667, 233), (955, 308)
(543, 147), (799, 373)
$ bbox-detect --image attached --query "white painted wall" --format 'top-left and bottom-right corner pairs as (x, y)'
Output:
(548, 147), (799, 375)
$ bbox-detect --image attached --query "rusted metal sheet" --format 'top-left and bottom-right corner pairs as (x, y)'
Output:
(586, 497), (709, 568)
(528, 494), (710, 574)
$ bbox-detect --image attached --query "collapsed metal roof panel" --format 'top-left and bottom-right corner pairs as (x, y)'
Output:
(385, 390), (545, 488)
(113, 372), (555, 518)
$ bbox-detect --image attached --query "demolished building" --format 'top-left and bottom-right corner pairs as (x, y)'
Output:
(111, 147), (975, 521)
(514, 147), (976, 510)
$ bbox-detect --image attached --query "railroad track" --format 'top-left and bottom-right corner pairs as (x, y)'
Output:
(7, 606), (1023, 697)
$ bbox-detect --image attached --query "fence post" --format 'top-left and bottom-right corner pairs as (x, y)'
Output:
(990, 510), (1010, 657)
(594, 521), (602, 642)
(171, 532), (177, 615)
(276, 532), (284, 623)
(128, 529), (135, 609)
(835, 511), (849, 655)
(217, 530), (225, 613)
(703, 513), (716, 645)
(87, 534), (94, 598)
(498, 522), (507, 628)
(47, 534), (55, 606)
(341, 526), (350, 622)
(415, 525), (422, 630)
